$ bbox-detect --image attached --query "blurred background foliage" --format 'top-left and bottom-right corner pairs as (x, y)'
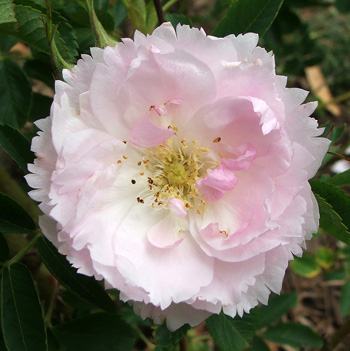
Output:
(1, 0), (350, 350)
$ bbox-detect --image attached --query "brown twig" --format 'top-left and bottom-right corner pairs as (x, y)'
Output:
(179, 336), (188, 351)
(152, 0), (165, 25)
(327, 151), (350, 162)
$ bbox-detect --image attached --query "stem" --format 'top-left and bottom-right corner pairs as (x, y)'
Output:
(132, 324), (155, 350)
(179, 336), (188, 351)
(163, 0), (178, 12)
(6, 232), (41, 266)
(327, 151), (350, 162)
(45, 277), (58, 328)
(152, 0), (165, 25)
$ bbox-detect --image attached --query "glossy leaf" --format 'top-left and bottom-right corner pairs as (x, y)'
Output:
(290, 253), (321, 278)
(256, 292), (298, 328)
(0, 232), (9, 263)
(316, 247), (335, 270)
(154, 323), (190, 347)
(311, 180), (350, 235)
(0, 34), (17, 52)
(335, 0), (350, 12)
(36, 236), (116, 312)
(30, 93), (52, 122)
(166, 13), (192, 28)
(340, 281), (350, 317)
(0, 0), (16, 33)
(1, 263), (47, 351)
(327, 169), (350, 187)
(0, 59), (32, 128)
(4, 1), (78, 62)
(0, 124), (34, 173)
(263, 322), (323, 349)
(206, 313), (253, 351)
(314, 194), (350, 245)
(251, 335), (270, 351)
(113, 0), (127, 28)
(0, 193), (36, 234)
(213, 0), (284, 37)
(52, 312), (136, 351)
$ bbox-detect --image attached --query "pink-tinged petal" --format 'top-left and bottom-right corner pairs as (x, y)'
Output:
(168, 198), (187, 218)
(129, 117), (174, 148)
(196, 165), (237, 202)
(147, 213), (186, 249)
(221, 143), (257, 171)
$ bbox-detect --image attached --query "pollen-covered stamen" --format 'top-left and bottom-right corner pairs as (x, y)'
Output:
(144, 136), (217, 213)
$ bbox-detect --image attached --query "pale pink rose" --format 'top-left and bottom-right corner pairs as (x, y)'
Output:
(26, 23), (330, 331)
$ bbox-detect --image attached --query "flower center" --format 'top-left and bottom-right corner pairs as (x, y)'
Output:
(143, 137), (215, 214)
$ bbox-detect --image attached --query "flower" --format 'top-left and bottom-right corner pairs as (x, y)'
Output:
(26, 23), (330, 331)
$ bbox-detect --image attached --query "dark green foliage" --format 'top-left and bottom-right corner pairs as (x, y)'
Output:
(36, 236), (116, 312)
(52, 313), (136, 351)
(1, 263), (47, 351)
(154, 323), (190, 347)
(0, 59), (32, 128)
(213, 0), (284, 37)
(0, 233), (9, 263)
(263, 322), (323, 348)
(0, 193), (36, 234)
(0, 124), (34, 173)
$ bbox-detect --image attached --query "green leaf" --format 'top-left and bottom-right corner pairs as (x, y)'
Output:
(335, 0), (350, 12)
(0, 0), (16, 33)
(36, 236), (116, 312)
(316, 247), (335, 270)
(250, 335), (270, 351)
(24, 58), (55, 89)
(113, 0), (127, 28)
(340, 281), (350, 317)
(0, 193), (36, 234)
(3, 1), (78, 62)
(327, 169), (350, 187)
(154, 323), (190, 347)
(311, 180), (350, 234)
(165, 14), (192, 28)
(206, 313), (253, 351)
(263, 322), (323, 349)
(0, 34), (17, 52)
(314, 194), (350, 245)
(290, 253), (321, 278)
(52, 312), (136, 351)
(213, 0), (284, 37)
(0, 232), (9, 263)
(0, 124), (34, 173)
(256, 292), (298, 329)
(30, 93), (52, 122)
(1, 263), (48, 351)
(0, 59), (32, 128)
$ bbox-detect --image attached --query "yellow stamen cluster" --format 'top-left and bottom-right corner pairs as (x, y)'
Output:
(145, 137), (211, 214)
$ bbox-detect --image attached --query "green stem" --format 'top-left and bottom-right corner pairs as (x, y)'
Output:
(132, 324), (155, 350)
(45, 277), (58, 328)
(163, 0), (178, 12)
(86, 0), (116, 47)
(6, 232), (41, 266)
